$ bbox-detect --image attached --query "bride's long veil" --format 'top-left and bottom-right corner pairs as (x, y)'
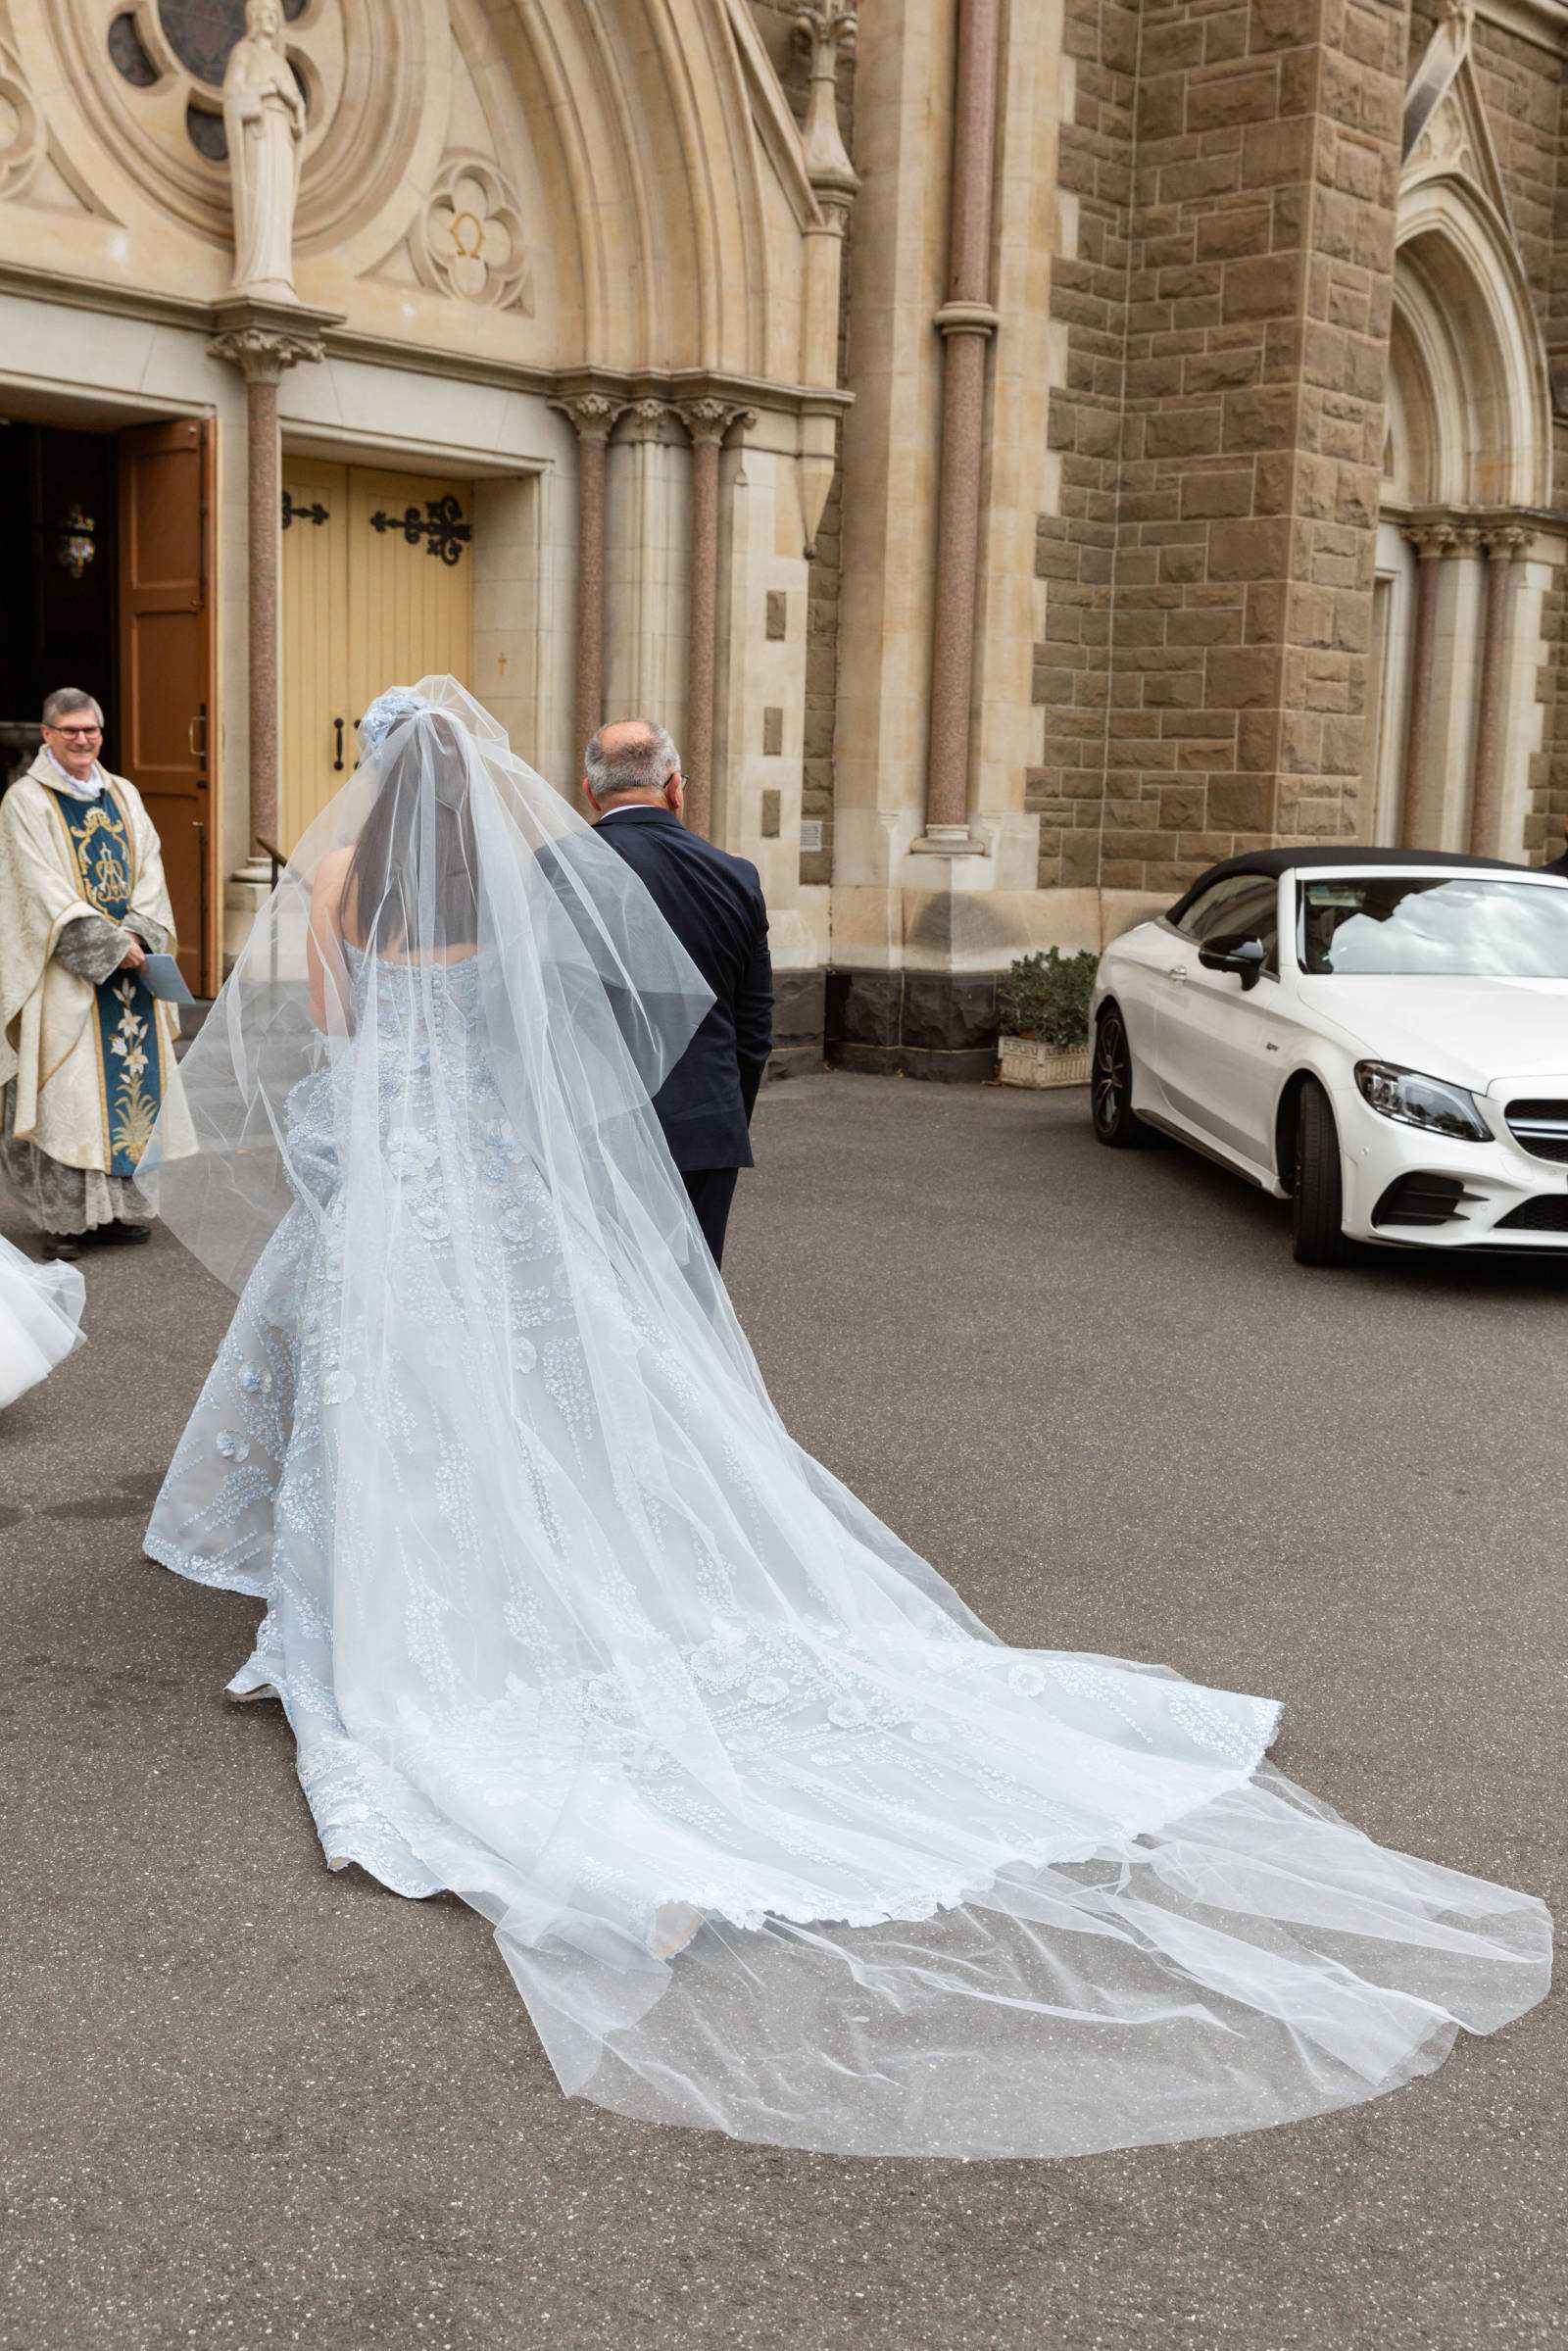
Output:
(152, 678), (719, 1302)
(143, 680), (1548, 2160)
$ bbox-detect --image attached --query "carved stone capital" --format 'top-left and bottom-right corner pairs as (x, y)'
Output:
(1483, 522), (1531, 560)
(1405, 521), (1457, 560)
(794, 0), (858, 205)
(208, 321), (325, 383)
(678, 399), (757, 448)
(616, 397), (675, 446)
(549, 391), (623, 446)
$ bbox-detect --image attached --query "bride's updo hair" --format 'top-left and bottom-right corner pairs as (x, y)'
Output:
(348, 689), (480, 953)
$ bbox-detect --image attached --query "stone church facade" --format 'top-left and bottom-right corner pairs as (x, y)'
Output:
(0, 0), (1562, 1072)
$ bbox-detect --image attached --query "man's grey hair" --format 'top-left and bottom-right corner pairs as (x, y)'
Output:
(585, 720), (679, 800)
(41, 687), (104, 729)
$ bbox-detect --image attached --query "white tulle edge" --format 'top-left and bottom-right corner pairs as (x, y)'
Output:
(500, 1781), (1552, 2158)
(560, 1983), (1478, 2161)
(0, 1239), (86, 1409)
(145, 1534), (1552, 2160)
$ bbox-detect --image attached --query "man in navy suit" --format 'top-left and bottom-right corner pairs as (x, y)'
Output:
(584, 719), (773, 1269)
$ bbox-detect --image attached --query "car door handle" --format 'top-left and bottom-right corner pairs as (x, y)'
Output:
(1165, 964), (1189, 983)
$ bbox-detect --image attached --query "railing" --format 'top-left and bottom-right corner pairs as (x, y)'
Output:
(254, 835), (288, 986)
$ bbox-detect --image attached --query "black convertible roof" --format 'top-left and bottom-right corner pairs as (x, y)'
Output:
(1165, 846), (1540, 926)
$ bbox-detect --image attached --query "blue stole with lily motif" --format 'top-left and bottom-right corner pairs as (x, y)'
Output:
(47, 785), (165, 1178)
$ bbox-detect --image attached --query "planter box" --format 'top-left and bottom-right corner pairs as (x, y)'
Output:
(996, 1036), (1091, 1090)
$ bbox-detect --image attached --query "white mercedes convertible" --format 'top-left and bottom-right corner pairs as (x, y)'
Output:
(1090, 850), (1568, 1264)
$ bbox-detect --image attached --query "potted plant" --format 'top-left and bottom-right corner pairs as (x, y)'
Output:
(995, 948), (1098, 1089)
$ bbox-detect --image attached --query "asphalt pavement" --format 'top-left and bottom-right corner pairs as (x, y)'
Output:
(3, 1072), (1563, 2349)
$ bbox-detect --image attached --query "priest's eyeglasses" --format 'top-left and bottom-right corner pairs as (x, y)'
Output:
(47, 724), (103, 739)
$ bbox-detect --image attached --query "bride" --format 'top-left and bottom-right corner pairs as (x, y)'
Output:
(143, 680), (1549, 2159)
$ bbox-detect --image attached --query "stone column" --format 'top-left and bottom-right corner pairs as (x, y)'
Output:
(917, 0), (1002, 855)
(550, 393), (621, 778)
(208, 307), (326, 871)
(1469, 524), (1529, 858)
(1399, 523), (1456, 850)
(678, 399), (753, 839)
(606, 399), (681, 722)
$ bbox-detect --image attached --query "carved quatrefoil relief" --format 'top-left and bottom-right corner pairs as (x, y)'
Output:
(414, 153), (534, 314)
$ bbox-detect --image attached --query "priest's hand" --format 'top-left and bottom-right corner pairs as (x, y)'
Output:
(118, 936), (147, 974)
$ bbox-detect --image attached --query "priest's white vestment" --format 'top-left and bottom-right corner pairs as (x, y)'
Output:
(0, 752), (194, 1234)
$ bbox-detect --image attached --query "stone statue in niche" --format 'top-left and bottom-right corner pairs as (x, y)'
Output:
(221, 0), (305, 301)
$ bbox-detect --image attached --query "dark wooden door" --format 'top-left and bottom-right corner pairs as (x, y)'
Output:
(118, 417), (215, 996)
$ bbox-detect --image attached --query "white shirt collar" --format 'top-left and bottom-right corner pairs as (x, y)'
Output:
(42, 745), (104, 801)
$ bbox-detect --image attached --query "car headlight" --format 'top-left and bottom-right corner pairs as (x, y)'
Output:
(1353, 1060), (1491, 1142)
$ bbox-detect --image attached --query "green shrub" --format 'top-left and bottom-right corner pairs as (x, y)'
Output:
(996, 948), (1098, 1049)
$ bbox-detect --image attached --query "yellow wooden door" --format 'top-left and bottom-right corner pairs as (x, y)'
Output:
(280, 457), (348, 853)
(280, 461), (474, 852)
(348, 468), (473, 747)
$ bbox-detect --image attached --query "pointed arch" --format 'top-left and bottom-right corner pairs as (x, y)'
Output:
(1389, 176), (1551, 510)
(469, 0), (820, 378)
(1370, 160), (1553, 860)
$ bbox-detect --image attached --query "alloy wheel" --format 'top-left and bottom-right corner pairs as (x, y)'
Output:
(1093, 1011), (1127, 1138)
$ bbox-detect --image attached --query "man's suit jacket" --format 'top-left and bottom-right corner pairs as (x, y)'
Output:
(594, 806), (773, 1172)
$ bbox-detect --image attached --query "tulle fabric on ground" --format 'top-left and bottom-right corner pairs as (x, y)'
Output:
(142, 680), (1551, 2158)
(0, 1231), (85, 1409)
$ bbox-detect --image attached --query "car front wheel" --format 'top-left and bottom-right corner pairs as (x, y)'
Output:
(1292, 1079), (1350, 1266)
(1092, 1005), (1156, 1148)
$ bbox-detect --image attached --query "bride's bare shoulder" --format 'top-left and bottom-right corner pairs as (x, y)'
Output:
(310, 845), (355, 923)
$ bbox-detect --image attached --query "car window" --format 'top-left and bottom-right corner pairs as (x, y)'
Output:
(1178, 877), (1280, 972)
(1298, 877), (1568, 976)
(1172, 873), (1275, 942)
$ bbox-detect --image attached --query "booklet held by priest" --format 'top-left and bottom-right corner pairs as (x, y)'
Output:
(139, 954), (197, 1005)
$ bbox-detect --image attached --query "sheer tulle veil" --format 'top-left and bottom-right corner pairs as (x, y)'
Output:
(146, 676), (722, 1309)
(142, 681), (1550, 2161)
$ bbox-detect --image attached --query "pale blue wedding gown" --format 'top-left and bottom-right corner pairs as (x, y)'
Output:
(143, 683), (1551, 2158)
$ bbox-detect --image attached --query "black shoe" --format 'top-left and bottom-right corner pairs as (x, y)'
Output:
(41, 1233), (81, 1262)
(96, 1222), (152, 1247)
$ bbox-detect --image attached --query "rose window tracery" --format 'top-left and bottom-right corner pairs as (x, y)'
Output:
(157, 0), (307, 85)
(0, 39), (46, 199)
(37, 7), (534, 318)
(107, 0), (329, 165)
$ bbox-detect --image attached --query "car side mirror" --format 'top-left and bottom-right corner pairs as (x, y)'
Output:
(1198, 937), (1267, 989)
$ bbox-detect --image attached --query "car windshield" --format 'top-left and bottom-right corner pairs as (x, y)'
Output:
(1298, 877), (1568, 977)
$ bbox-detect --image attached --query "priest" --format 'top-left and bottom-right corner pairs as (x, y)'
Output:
(0, 688), (194, 1262)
